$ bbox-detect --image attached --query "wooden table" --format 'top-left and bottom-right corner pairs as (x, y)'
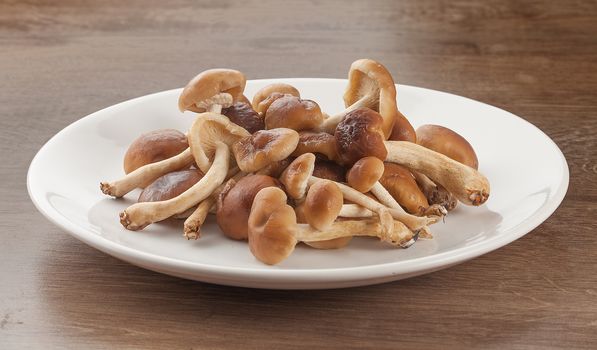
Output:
(2, 1), (596, 348)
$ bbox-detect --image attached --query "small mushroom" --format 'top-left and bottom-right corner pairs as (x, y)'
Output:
(222, 102), (264, 134)
(138, 169), (203, 203)
(416, 124), (479, 170)
(123, 129), (189, 175)
(248, 187), (415, 265)
(232, 128), (299, 173)
(264, 95), (324, 131)
(335, 108), (490, 206)
(302, 180), (343, 231)
(216, 174), (281, 240)
(178, 69), (246, 114)
(346, 156), (385, 193)
(252, 83), (300, 115)
(279, 153), (316, 201)
(320, 59), (415, 140)
(291, 131), (339, 161)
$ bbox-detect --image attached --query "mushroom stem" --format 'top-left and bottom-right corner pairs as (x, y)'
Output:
(308, 176), (437, 230)
(183, 170), (245, 240)
(319, 94), (375, 134)
(339, 204), (375, 218)
(100, 148), (194, 198)
(412, 171), (458, 211)
(294, 218), (414, 248)
(370, 181), (402, 210)
(384, 141), (490, 206)
(119, 142), (230, 231)
(200, 93), (232, 114)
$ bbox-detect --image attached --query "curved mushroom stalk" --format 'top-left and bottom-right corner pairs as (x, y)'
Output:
(248, 187), (416, 265)
(319, 58), (415, 140)
(119, 142), (230, 231)
(385, 141), (489, 206)
(100, 148), (194, 198)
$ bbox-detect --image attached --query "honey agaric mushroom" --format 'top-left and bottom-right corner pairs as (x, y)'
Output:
(335, 108), (490, 206)
(279, 153), (316, 201)
(138, 169), (203, 203)
(216, 174), (281, 240)
(302, 180), (343, 231)
(252, 83), (300, 115)
(248, 187), (415, 265)
(232, 128), (299, 173)
(380, 163), (447, 216)
(119, 141), (230, 230)
(291, 131), (339, 161)
(264, 95), (324, 131)
(416, 124), (479, 170)
(178, 69), (246, 114)
(320, 59), (414, 140)
(346, 156), (385, 193)
(123, 129), (189, 175)
(221, 102), (264, 134)
(100, 148), (194, 198)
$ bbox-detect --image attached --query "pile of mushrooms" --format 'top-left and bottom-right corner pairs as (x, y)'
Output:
(100, 59), (490, 265)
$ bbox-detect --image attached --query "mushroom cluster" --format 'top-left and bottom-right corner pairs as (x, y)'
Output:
(100, 59), (490, 265)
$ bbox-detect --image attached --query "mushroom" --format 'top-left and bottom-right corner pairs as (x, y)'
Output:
(346, 156), (385, 193)
(264, 95), (324, 131)
(100, 148), (194, 198)
(291, 131), (339, 161)
(119, 141), (230, 230)
(252, 83), (300, 116)
(416, 124), (479, 170)
(301, 180), (343, 231)
(138, 169), (203, 203)
(248, 187), (415, 265)
(335, 108), (490, 206)
(123, 129), (189, 176)
(178, 68), (246, 114)
(215, 174), (281, 240)
(221, 102), (264, 134)
(380, 163), (447, 216)
(280, 154), (434, 230)
(320, 58), (415, 140)
(232, 128), (299, 173)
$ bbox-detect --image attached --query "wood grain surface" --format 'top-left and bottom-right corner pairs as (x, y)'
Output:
(1, 0), (596, 349)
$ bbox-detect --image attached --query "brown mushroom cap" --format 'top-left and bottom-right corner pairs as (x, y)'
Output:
(312, 159), (346, 183)
(123, 129), (188, 175)
(232, 128), (299, 173)
(252, 83), (300, 114)
(178, 69), (246, 113)
(248, 187), (298, 265)
(416, 124), (479, 169)
(379, 163), (429, 214)
(343, 59), (402, 139)
(221, 102), (264, 134)
(265, 95), (324, 131)
(346, 157), (385, 192)
(291, 131), (338, 161)
(334, 107), (387, 165)
(303, 180), (343, 231)
(216, 174), (281, 240)
(279, 153), (316, 200)
(138, 169), (203, 203)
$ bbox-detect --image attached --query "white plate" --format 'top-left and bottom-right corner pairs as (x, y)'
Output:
(27, 79), (568, 289)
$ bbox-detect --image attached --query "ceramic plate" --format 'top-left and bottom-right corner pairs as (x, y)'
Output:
(27, 79), (568, 289)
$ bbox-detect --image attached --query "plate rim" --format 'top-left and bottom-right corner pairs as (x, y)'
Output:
(27, 78), (570, 285)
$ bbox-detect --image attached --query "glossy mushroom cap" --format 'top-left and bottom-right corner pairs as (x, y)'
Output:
(379, 163), (429, 214)
(279, 153), (316, 200)
(265, 95), (324, 131)
(248, 187), (298, 265)
(346, 157), (385, 192)
(344, 59), (409, 139)
(123, 129), (188, 175)
(222, 102), (264, 134)
(138, 169), (203, 202)
(216, 174), (281, 240)
(252, 83), (300, 115)
(178, 69), (246, 113)
(416, 124), (479, 169)
(334, 107), (387, 165)
(303, 180), (343, 231)
(232, 128), (299, 172)
(188, 113), (251, 172)
(291, 131), (338, 161)
(312, 159), (346, 183)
